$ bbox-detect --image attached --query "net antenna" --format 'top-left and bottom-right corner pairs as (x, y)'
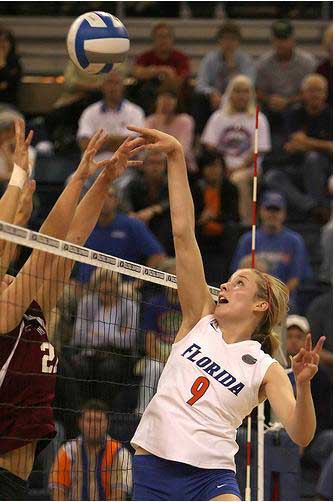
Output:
(244, 105), (264, 502)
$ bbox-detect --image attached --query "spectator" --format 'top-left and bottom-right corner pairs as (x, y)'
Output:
(77, 69), (145, 160)
(284, 315), (333, 501)
(72, 269), (140, 407)
(0, 25), (22, 108)
(126, 149), (173, 255)
(256, 20), (316, 143)
(192, 150), (240, 284)
(285, 315), (332, 432)
(316, 24), (332, 106)
(49, 399), (132, 500)
(75, 184), (165, 284)
(194, 21), (256, 133)
(131, 23), (190, 114)
(145, 84), (197, 172)
(201, 75), (271, 224)
(264, 73), (332, 224)
(135, 257), (181, 414)
(77, 69), (145, 198)
(231, 191), (312, 310)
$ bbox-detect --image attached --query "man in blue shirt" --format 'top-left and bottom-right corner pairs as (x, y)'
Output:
(76, 185), (166, 283)
(193, 21), (255, 133)
(231, 191), (311, 309)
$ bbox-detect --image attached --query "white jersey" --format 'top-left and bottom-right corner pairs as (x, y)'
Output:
(131, 314), (277, 470)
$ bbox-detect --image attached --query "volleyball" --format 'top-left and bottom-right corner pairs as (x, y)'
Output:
(66, 11), (130, 74)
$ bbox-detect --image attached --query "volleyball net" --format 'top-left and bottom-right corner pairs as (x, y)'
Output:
(0, 220), (297, 501)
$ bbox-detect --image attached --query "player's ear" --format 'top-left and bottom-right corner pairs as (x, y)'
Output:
(253, 300), (269, 313)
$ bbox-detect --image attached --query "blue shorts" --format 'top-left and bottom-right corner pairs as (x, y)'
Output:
(132, 454), (241, 501)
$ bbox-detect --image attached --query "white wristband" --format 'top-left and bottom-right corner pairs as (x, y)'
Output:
(9, 163), (27, 190)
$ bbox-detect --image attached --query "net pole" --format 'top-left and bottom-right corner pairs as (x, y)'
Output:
(244, 104), (263, 502)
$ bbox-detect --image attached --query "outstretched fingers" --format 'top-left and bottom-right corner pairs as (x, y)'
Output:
(305, 333), (312, 352)
(312, 336), (326, 355)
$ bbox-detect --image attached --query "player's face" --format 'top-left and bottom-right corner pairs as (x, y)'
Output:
(80, 410), (108, 443)
(230, 82), (251, 112)
(286, 327), (306, 356)
(216, 269), (261, 320)
(0, 274), (14, 292)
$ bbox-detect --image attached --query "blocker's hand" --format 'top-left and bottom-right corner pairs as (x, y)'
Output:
(102, 136), (145, 181)
(127, 125), (181, 155)
(13, 118), (33, 172)
(291, 334), (326, 385)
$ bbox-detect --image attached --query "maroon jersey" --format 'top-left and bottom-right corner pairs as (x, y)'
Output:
(0, 301), (57, 454)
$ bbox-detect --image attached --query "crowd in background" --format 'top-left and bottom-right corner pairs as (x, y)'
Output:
(0, 11), (332, 502)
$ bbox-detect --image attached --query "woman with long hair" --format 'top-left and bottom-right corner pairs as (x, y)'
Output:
(127, 125), (324, 501)
(201, 75), (271, 225)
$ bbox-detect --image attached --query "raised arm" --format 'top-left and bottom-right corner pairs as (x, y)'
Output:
(35, 136), (144, 316)
(128, 126), (215, 340)
(0, 130), (112, 333)
(263, 334), (325, 446)
(0, 119), (33, 276)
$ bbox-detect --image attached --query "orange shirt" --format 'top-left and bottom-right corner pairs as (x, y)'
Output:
(203, 186), (224, 236)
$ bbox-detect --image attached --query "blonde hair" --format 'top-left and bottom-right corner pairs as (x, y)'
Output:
(221, 74), (256, 116)
(247, 269), (289, 356)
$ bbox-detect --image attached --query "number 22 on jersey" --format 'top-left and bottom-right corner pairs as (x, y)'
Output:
(187, 376), (210, 406)
(41, 342), (58, 374)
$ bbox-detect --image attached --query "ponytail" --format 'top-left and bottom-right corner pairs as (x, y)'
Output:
(249, 270), (289, 356)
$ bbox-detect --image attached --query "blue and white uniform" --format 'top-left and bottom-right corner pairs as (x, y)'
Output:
(131, 314), (277, 500)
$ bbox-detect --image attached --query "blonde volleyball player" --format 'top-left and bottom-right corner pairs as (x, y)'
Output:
(127, 126), (325, 501)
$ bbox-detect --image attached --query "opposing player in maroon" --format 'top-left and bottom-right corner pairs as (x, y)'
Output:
(0, 120), (144, 500)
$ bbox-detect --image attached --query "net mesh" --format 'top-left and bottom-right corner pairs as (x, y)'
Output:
(0, 220), (220, 499)
(0, 220), (294, 501)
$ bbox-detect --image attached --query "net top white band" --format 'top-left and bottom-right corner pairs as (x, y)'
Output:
(0, 220), (220, 299)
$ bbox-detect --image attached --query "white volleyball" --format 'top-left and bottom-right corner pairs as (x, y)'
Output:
(67, 11), (130, 74)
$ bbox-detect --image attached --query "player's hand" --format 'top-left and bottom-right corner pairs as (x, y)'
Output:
(127, 125), (181, 155)
(99, 136), (145, 182)
(73, 129), (108, 182)
(291, 334), (326, 386)
(13, 118), (34, 172)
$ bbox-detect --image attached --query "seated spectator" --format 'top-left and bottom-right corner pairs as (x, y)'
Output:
(192, 150), (240, 284)
(72, 269), (140, 410)
(77, 70), (145, 157)
(284, 315), (332, 501)
(231, 191), (312, 311)
(316, 24), (332, 106)
(131, 23), (190, 115)
(145, 84), (197, 172)
(194, 21), (256, 133)
(256, 20), (316, 144)
(285, 315), (332, 432)
(0, 108), (36, 194)
(201, 75), (271, 224)
(0, 25), (21, 108)
(75, 184), (165, 284)
(126, 149), (173, 255)
(77, 70), (145, 195)
(264, 73), (332, 224)
(135, 258), (181, 414)
(49, 399), (132, 500)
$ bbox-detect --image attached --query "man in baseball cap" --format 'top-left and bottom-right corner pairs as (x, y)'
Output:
(286, 314), (311, 359)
